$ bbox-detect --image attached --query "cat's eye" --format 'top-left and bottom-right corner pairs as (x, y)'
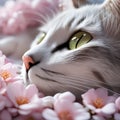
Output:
(69, 31), (92, 50)
(37, 32), (46, 44)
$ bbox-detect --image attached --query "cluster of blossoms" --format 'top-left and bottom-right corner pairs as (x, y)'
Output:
(0, 0), (75, 35)
(0, 51), (120, 120)
(0, 0), (60, 35)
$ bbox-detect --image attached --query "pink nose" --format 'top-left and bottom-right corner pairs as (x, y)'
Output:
(22, 55), (34, 70)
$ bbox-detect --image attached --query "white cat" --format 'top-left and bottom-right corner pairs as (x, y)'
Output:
(22, 0), (120, 98)
(1, 0), (120, 99)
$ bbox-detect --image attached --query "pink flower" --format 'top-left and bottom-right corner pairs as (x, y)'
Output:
(0, 63), (19, 83)
(0, 0), (60, 35)
(6, 81), (43, 115)
(82, 88), (116, 115)
(43, 92), (90, 120)
(0, 80), (6, 94)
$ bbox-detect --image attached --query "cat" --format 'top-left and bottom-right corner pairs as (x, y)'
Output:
(22, 0), (120, 99)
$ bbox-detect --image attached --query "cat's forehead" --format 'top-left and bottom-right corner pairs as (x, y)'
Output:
(41, 5), (101, 37)
(40, 5), (102, 35)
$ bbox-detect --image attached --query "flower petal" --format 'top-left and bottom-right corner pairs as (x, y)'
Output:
(7, 81), (25, 107)
(58, 92), (76, 102)
(42, 108), (59, 120)
(101, 103), (116, 115)
(24, 84), (39, 99)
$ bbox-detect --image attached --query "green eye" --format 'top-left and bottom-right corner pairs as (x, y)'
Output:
(37, 32), (46, 44)
(69, 31), (92, 50)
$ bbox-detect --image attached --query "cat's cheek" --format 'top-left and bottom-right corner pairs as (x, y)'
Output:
(27, 68), (39, 84)
(27, 68), (50, 93)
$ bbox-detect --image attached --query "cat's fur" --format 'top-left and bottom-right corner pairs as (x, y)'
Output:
(22, 0), (119, 98)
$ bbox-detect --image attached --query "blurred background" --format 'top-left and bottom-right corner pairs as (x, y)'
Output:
(0, 0), (8, 5)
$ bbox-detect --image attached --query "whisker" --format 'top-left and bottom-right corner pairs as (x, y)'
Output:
(47, 72), (120, 95)
(65, 84), (89, 92)
(57, 77), (92, 90)
(17, 10), (49, 24)
(26, 17), (46, 25)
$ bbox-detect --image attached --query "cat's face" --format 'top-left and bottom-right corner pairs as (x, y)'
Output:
(23, 0), (120, 98)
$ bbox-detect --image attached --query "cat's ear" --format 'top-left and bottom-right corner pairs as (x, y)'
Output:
(72, 0), (87, 8)
(102, 0), (120, 15)
(60, 0), (90, 10)
(72, 0), (104, 8)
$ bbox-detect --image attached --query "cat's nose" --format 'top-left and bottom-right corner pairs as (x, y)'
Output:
(22, 55), (35, 71)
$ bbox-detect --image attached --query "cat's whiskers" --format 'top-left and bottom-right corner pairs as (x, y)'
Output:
(60, 74), (120, 95)
(44, 70), (119, 95)
(57, 76), (92, 89)
(26, 17), (46, 25)
(20, 10), (49, 24)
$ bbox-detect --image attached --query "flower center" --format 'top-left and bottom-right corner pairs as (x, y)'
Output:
(0, 70), (12, 80)
(16, 96), (29, 105)
(58, 111), (73, 120)
(93, 98), (104, 108)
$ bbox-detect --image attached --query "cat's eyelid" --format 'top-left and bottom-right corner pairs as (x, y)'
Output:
(39, 31), (46, 35)
(68, 30), (93, 41)
(38, 26), (48, 33)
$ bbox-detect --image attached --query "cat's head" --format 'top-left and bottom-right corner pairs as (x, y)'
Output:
(22, 0), (120, 98)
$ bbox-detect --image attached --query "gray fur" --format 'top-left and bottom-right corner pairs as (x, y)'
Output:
(23, 0), (120, 98)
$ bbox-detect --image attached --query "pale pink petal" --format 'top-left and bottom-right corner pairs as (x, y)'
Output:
(54, 93), (61, 100)
(42, 96), (54, 108)
(18, 109), (31, 115)
(82, 89), (98, 104)
(57, 91), (76, 102)
(95, 88), (108, 99)
(42, 108), (59, 120)
(73, 103), (90, 119)
(54, 99), (73, 113)
(7, 81), (25, 107)
(115, 97), (120, 110)
(0, 80), (6, 94)
(72, 102), (84, 110)
(75, 112), (90, 120)
(101, 103), (116, 114)
(24, 84), (39, 99)
(92, 115), (106, 120)
(19, 96), (42, 110)
(19, 103), (39, 111)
